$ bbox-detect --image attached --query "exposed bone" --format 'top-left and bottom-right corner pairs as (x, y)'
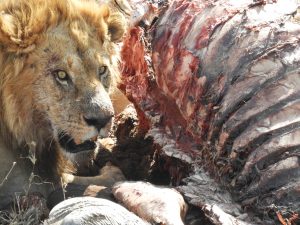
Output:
(112, 181), (188, 225)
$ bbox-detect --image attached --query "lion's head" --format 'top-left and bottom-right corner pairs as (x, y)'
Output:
(0, 0), (126, 156)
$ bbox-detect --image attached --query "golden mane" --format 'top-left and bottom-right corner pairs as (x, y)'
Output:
(0, 0), (125, 53)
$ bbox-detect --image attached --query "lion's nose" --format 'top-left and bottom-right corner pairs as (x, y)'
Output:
(83, 114), (113, 131)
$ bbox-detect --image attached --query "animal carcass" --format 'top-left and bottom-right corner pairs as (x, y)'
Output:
(120, 0), (300, 224)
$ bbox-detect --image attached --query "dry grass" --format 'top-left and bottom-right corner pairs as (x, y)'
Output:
(0, 198), (42, 225)
(0, 142), (49, 225)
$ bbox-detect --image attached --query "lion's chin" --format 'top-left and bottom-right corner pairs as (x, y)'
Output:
(58, 132), (97, 153)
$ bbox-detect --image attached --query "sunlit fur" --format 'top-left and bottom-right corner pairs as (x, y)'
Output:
(0, 0), (126, 178)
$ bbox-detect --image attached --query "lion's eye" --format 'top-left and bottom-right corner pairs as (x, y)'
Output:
(56, 70), (68, 80)
(98, 66), (110, 89)
(54, 70), (70, 85)
(98, 66), (107, 77)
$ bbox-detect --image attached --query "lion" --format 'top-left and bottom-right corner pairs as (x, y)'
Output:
(0, 0), (130, 209)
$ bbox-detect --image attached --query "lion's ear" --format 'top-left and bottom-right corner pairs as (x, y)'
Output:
(100, 5), (127, 43)
(107, 12), (127, 42)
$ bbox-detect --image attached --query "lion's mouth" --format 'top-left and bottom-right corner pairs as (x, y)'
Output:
(58, 132), (97, 153)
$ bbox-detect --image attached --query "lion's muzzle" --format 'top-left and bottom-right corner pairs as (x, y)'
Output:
(81, 84), (115, 133)
(57, 85), (115, 154)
